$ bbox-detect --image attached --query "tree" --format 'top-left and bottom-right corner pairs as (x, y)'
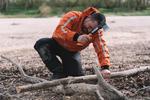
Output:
(0, 0), (9, 11)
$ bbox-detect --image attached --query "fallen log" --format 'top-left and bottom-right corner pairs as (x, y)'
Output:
(16, 66), (150, 93)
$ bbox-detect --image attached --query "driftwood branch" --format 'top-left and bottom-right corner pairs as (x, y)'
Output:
(1, 55), (48, 83)
(16, 66), (150, 93)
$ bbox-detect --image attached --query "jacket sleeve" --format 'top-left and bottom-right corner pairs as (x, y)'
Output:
(92, 31), (110, 68)
(54, 11), (79, 41)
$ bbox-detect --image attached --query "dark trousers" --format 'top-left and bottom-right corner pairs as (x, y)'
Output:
(34, 38), (84, 77)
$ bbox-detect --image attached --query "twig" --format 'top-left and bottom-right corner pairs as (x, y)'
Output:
(135, 86), (150, 94)
(1, 55), (26, 76)
(1, 55), (48, 83)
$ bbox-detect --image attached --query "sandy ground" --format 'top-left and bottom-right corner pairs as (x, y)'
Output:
(0, 17), (59, 52)
(0, 16), (150, 100)
(0, 16), (150, 51)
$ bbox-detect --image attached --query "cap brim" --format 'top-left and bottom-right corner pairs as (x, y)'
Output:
(102, 23), (109, 32)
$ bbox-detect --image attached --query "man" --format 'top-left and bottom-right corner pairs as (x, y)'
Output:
(34, 7), (111, 80)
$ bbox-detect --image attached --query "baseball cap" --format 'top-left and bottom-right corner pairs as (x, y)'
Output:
(91, 13), (109, 32)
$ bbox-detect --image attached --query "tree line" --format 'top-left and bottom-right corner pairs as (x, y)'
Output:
(0, 0), (150, 12)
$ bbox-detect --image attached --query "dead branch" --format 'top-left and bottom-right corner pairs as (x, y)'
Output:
(93, 66), (127, 100)
(16, 66), (150, 93)
(111, 66), (150, 78)
(1, 55), (47, 83)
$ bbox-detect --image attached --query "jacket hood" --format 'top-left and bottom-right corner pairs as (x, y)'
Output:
(78, 7), (100, 33)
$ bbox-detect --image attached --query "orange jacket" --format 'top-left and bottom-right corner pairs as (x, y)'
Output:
(52, 7), (110, 67)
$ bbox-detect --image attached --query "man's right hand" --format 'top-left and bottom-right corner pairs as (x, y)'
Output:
(77, 34), (92, 43)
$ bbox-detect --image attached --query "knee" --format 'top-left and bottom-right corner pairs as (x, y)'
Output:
(34, 38), (49, 50)
(73, 53), (81, 62)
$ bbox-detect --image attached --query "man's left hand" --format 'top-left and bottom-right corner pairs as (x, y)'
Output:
(100, 69), (111, 79)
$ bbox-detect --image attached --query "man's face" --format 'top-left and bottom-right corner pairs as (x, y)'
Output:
(82, 17), (98, 33)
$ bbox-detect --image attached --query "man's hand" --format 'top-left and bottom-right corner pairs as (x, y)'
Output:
(77, 34), (92, 43)
(101, 69), (111, 79)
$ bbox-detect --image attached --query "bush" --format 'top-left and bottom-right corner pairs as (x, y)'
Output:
(39, 3), (51, 17)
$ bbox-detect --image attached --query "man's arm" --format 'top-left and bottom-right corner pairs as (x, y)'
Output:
(92, 31), (110, 69)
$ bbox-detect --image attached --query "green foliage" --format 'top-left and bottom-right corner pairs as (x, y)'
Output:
(0, 0), (150, 17)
